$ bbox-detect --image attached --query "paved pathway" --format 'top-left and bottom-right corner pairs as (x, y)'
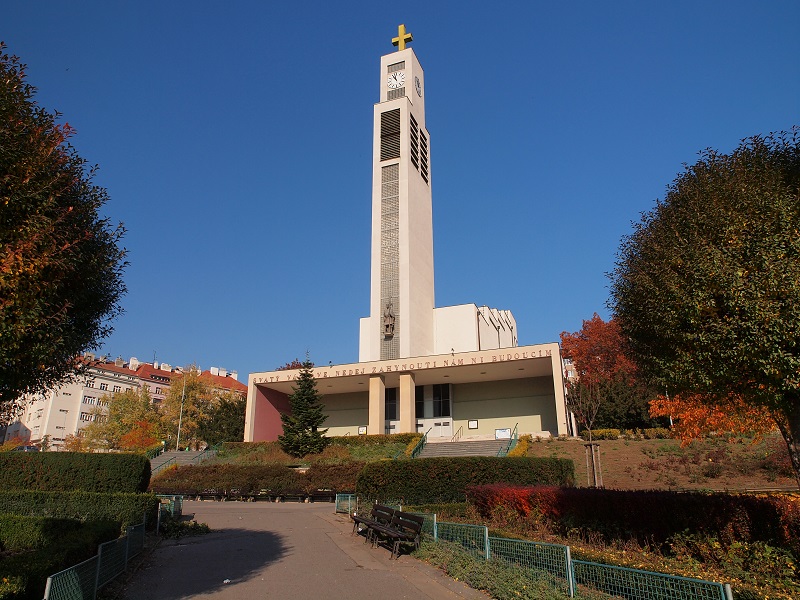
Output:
(119, 501), (488, 600)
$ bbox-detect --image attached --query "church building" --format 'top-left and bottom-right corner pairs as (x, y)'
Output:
(245, 26), (569, 442)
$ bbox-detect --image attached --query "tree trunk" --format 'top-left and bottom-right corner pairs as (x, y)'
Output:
(777, 398), (800, 490)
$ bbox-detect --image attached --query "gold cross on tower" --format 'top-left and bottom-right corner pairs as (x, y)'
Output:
(392, 24), (413, 51)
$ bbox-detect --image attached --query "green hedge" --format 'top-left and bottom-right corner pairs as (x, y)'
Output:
(467, 485), (800, 554)
(149, 463), (365, 496)
(328, 433), (421, 447)
(0, 491), (159, 529)
(0, 518), (119, 600)
(0, 452), (151, 493)
(355, 456), (575, 504)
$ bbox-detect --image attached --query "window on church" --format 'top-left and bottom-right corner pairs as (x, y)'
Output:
(385, 387), (398, 421)
(415, 386), (424, 420)
(433, 384), (450, 418)
(387, 61), (405, 73)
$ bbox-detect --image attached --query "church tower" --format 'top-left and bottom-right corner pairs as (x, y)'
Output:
(360, 25), (434, 362)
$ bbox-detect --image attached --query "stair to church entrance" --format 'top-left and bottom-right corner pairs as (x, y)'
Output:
(416, 439), (507, 458)
(150, 450), (206, 472)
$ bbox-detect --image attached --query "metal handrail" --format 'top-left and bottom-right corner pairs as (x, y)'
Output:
(190, 442), (223, 464)
(451, 425), (463, 443)
(152, 457), (176, 475)
(144, 444), (164, 460)
(497, 423), (519, 457)
(410, 427), (432, 459)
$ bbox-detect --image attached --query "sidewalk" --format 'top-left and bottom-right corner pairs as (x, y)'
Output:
(117, 500), (489, 600)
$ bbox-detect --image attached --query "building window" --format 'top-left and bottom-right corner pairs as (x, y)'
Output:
(80, 412), (92, 422)
(113, 385), (121, 393)
(415, 386), (424, 420)
(83, 396), (96, 405)
(433, 384), (451, 418)
(385, 387), (398, 421)
(155, 387), (162, 395)
(86, 380), (95, 388)
(99, 383), (108, 391)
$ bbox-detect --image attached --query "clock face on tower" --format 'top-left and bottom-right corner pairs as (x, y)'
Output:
(387, 71), (406, 89)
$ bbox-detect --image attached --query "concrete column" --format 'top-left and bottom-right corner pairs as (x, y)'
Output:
(551, 344), (570, 436)
(398, 372), (415, 433)
(368, 376), (386, 435)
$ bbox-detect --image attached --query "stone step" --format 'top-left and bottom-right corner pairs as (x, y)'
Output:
(150, 450), (205, 470)
(417, 439), (507, 458)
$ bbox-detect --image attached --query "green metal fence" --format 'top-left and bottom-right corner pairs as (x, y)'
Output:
(571, 559), (731, 600)
(335, 493), (357, 514)
(435, 521), (489, 560)
(157, 494), (184, 518)
(337, 494), (733, 599)
(43, 555), (99, 600)
(407, 512), (437, 537)
(43, 516), (147, 600)
(488, 536), (573, 596)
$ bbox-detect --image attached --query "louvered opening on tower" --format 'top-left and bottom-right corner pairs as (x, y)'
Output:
(380, 109), (401, 161)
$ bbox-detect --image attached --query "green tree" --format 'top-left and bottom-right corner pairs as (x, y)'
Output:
(278, 358), (329, 458)
(160, 369), (214, 450)
(197, 390), (246, 446)
(0, 44), (126, 422)
(82, 387), (162, 450)
(610, 129), (800, 485)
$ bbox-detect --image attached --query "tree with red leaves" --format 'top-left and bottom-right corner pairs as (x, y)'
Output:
(561, 314), (659, 434)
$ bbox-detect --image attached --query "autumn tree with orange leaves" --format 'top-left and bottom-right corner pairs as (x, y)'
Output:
(0, 44), (126, 422)
(649, 393), (775, 443)
(561, 314), (661, 434)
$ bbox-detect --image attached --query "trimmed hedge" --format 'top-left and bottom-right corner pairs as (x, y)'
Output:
(0, 452), (150, 493)
(149, 462), (364, 496)
(329, 433), (421, 448)
(0, 491), (159, 529)
(355, 456), (575, 504)
(0, 514), (87, 552)
(466, 485), (800, 554)
(0, 518), (119, 600)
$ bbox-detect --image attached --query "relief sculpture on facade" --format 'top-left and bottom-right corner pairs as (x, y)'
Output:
(383, 302), (395, 338)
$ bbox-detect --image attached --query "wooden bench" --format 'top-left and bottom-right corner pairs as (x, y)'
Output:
(351, 504), (395, 541)
(368, 511), (424, 559)
(351, 506), (424, 559)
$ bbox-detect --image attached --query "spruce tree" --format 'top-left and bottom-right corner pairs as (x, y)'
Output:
(278, 359), (329, 458)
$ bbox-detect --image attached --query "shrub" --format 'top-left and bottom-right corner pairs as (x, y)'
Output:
(643, 427), (671, 439)
(149, 463), (365, 497)
(0, 518), (119, 600)
(355, 457), (574, 504)
(0, 452), (150, 493)
(0, 490), (159, 529)
(0, 515), (86, 552)
(329, 433), (421, 448)
(466, 485), (800, 556)
(580, 429), (620, 441)
(507, 434), (532, 457)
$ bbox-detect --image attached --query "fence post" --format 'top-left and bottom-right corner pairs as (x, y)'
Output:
(724, 583), (733, 600)
(483, 526), (489, 561)
(95, 544), (103, 598)
(125, 527), (131, 569)
(433, 514), (438, 542)
(565, 545), (575, 598)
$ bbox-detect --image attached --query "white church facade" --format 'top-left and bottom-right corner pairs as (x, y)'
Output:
(245, 26), (569, 442)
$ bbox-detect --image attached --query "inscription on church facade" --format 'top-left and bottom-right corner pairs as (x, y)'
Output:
(253, 348), (552, 384)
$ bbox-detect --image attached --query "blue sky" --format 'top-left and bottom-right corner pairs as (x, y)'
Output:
(5, 2), (799, 378)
